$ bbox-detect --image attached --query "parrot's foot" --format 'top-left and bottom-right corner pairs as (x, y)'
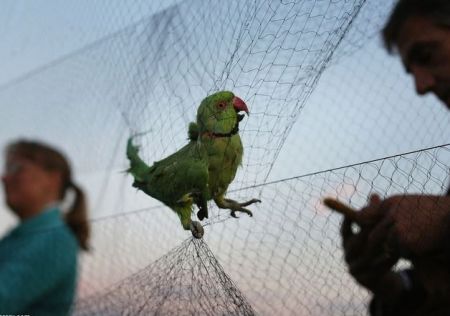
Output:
(230, 208), (253, 218)
(216, 198), (261, 218)
(190, 221), (204, 239)
(176, 193), (209, 221)
(197, 208), (208, 221)
(236, 198), (261, 207)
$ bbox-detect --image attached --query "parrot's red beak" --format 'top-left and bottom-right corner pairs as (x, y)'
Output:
(233, 96), (249, 115)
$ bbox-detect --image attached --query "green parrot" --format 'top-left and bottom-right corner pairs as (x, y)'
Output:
(126, 91), (260, 238)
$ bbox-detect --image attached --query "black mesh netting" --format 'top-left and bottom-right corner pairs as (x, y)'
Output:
(0, 0), (449, 315)
(75, 238), (256, 316)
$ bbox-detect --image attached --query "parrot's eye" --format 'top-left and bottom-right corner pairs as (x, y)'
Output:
(217, 102), (226, 109)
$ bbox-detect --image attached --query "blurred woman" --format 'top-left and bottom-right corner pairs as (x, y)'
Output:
(0, 139), (90, 315)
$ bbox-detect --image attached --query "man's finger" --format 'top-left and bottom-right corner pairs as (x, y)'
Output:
(355, 194), (385, 226)
(324, 198), (359, 221)
(369, 193), (381, 205)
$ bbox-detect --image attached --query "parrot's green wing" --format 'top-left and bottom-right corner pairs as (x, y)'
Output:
(127, 137), (210, 230)
(146, 152), (209, 206)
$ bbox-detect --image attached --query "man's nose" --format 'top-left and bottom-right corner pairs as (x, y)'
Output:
(1, 171), (12, 183)
(411, 66), (435, 95)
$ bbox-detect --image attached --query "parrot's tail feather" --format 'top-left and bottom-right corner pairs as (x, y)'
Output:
(126, 137), (151, 182)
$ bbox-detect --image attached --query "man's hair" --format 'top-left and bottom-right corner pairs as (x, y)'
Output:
(383, 0), (450, 53)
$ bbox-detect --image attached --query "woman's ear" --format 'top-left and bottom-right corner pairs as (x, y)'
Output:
(46, 170), (64, 196)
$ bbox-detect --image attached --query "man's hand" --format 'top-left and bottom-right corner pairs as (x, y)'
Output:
(340, 194), (407, 300)
(341, 218), (398, 293)
(367, 195), (450, 256)
(340, 193), (450, 308)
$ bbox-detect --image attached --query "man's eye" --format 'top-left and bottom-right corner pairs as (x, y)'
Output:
(414, 49), (433, 65)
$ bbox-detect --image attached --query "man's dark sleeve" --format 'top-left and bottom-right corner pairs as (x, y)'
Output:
(369, 269), (427, 316)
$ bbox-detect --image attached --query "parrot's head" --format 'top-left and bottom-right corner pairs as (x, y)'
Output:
(196, 91), (249, 136)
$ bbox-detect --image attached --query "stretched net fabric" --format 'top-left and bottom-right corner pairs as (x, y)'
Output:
(0, 0), (449, 315)
(75, 239), (256, 316)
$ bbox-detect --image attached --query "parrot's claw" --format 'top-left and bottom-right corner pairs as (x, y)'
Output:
(215, 197), (260, 219)
(230, 208), (253, 218)
(238, 198), (261, 207)
(190, 221), (204, 239)
(197, 208), (208, 221)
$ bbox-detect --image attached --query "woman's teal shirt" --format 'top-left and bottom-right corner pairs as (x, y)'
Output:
(0, 207), (78, 315)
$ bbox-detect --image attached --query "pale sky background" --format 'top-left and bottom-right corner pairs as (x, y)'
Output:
(0, 0), (449, 315)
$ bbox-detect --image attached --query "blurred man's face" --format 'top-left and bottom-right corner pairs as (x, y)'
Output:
(397, 15), (450, 109)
